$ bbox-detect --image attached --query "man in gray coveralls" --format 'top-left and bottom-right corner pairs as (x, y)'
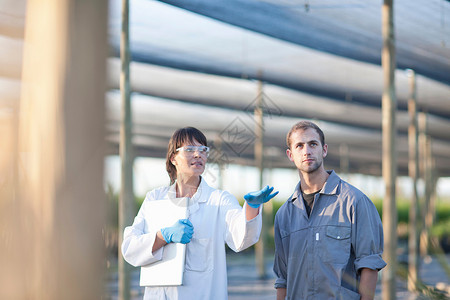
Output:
(273, 121), (386, 300)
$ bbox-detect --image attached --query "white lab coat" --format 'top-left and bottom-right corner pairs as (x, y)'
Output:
(121, 177), (262, 300)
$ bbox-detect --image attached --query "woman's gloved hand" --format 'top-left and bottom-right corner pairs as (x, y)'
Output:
(161, 219), (194, 244)
(244, 185), (279, 208)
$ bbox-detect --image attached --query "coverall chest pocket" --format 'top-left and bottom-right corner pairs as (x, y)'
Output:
(185, 237), (213, 272)
(319, 225), (351, 264)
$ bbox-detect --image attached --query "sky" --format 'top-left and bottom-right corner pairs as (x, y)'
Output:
(104, 155), (450, 202)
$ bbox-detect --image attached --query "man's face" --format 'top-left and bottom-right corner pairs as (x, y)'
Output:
(286, 128), (327, 174)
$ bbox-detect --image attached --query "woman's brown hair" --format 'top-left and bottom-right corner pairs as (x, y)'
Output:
(166, 127), (208, 184)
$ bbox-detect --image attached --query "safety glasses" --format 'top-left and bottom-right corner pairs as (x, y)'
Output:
(176, 145), (210, 157)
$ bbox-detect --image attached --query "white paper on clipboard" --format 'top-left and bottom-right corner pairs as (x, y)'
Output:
(140, 197), (189, 286)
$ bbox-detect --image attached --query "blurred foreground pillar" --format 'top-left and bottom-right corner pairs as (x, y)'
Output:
(0, 0), (108, 299)
(119, 0), (135, 299)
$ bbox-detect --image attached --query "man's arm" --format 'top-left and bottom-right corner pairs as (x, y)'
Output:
(359, 268), (378, 300)
(276, 288), (286, 300)
(352, 195), (386, 299)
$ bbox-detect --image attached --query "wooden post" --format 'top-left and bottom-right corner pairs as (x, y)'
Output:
(381, 1), (398, 299)
(119, 0), (135, 299)
(406, 69), (420, 292)
(0, 0), (108, 298)
(215, 136), (224, 190)
(419, 113), (429, 257)
(421, 130), (433, 257)
(429, 168), (438, 228)
(339, 143), (349, 178)
(254, 79), (268, 278)
(425, 147), (435, 229)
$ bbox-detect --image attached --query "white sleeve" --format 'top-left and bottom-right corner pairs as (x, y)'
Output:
(222, 192), (262, 252)
(121, 195), (164, 267)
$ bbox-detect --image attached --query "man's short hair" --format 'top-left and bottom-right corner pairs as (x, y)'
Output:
(286, 121), (325, 149)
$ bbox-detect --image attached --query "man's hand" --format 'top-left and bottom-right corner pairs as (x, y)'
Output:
(244, 185), (278, 208)
(160, 219), (194, 244)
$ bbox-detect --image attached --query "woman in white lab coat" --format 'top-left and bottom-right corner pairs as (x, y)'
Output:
(121, 126), (277, 300)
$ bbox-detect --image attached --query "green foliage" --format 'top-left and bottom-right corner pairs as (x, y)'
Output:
(272, 199), (284, 214)
(136, 195), (145, 211)
(105, 187), (145, 229)
(105, 184), (118, 228)
(435, 201), (450, 223)
(371, 198), (450, 244)
(431, 219), (450, 239)
(372, 198), (450, 223)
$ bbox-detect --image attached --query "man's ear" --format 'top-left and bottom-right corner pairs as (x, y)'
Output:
(322, 144), (328, 158)
(286, 148), (294, 162)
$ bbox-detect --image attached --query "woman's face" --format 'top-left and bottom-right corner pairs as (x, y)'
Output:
(171, 139), (207, 179)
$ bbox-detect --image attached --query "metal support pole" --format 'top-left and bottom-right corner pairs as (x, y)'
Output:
(406, 69), (419, 292)
(119, 0), (135, 299)
(254, 79), (267, 278)
(381, 1), (398, 299)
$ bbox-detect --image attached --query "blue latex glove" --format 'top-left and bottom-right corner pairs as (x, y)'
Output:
(244, 185), (279, 208)
(161, 219), (194, 244)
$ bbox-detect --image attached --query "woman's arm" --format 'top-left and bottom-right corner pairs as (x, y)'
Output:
(151, 230), (167, 252)
(245, 204), (260, 221)
(121, 215), (164, 267)
(222, 191), (262, 252)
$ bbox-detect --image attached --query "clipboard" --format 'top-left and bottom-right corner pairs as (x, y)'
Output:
(140, 197), (189, 286)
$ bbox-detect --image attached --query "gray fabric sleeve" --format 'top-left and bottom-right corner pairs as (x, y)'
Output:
(352, 195), (387, 272)
(273, 214), (288, 289)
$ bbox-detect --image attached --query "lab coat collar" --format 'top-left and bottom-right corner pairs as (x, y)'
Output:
(168, 182), (177, 200)
(170, 177), (210, 215)
(190, 176), (209, 204)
